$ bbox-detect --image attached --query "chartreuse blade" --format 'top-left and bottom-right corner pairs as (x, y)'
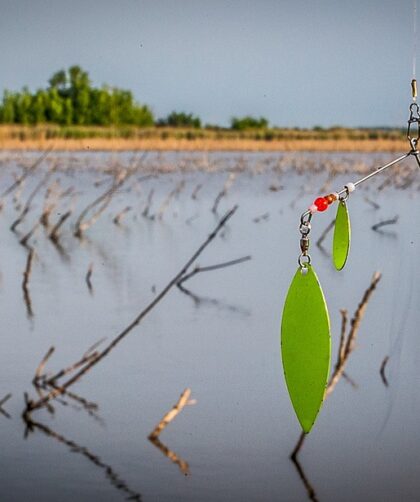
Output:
(281, 265), (331, 433)
(333, 201), (351, 270)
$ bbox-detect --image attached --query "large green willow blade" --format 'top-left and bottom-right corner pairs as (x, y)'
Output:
(333, 201), (351, 270)
(281, 265), (331, 433)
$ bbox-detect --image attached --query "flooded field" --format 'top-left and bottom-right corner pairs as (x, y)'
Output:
(0, 150), (419, 501)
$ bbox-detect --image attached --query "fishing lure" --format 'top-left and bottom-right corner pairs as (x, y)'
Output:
(281, 82), (420, 433)
(333, 191), (351, 270)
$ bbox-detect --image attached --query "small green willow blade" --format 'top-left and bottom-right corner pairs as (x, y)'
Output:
(332, 201), (351, 271)
(281, 265), (331, 433)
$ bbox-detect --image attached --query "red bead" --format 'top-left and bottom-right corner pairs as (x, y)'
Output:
(314, 197), (328, 212)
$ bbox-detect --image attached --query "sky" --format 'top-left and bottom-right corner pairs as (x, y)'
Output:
(0, 0), (416, 127)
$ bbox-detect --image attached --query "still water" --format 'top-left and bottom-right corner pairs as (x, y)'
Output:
(0, 150), (419, 501)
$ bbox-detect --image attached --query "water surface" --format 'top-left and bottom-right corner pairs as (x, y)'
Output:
(0, 151), (419, 501)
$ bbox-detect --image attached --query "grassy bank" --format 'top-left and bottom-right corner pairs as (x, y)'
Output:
(0, 124), (408, 152)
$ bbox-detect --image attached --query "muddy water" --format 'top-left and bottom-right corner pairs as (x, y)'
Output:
(0, 151), (419, 501)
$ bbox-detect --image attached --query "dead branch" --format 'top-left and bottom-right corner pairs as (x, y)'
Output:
(73, 157), (150, 238)
(113, 206), (132, 225)
(212, 173), (236, 213)
(342, 372), (358, 389)
(43, 351), (99, 386)
(377, 177), (392, 192)
(10, 162), (56, 232)
(22, 248), (35, 318)
(32, 348), (100, 421)
(148, 389), (195, 476)
(177, 255), (251, 286)
(33, 346), (55, 385)
(33, 383), (55, 416)
(0, 393), (12, 419)
(176, 282), (250, 315)
(59, 388), (98, 413)
(380, 355), (389, 387)
(327, 271), (382, 396)
(142, 188), (155, 218)
(316, 219), (335, 250)
(364, 196), (380, 210)
(156, 181), (185, 220)
(49, 210), (72, 243)
(185, 213), (199, 225)
(40, 202), (56, 228)
(0, 393), (12, 408)
(83, 337), (107, 358)
(85, 263), (94, 293)
(191, 183), (202, 200)
(338, 309), (348, 364)
(74, 170), (129, 238)
(149, 388), (195, 440)
(253, 212), (270, 223)
(19, 222), (40, 248)
(40, 180), (61, 228)
(24, 206), (239, 414)
(0, 148), (52, 202)
(319, 169), (337, 194)
(22, 418), (142, 501)
(46, 383), (102, 423)
(13, 180), (24, 211)
(371, 216), (399, 232)
(290, 447), (318, 502)
(149, 436), (190, 476)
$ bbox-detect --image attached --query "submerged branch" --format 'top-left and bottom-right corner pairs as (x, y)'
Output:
(0, 393), (12, 419)
(156, 181), (185, 220)
(74, 170), (129, 238)
(22, 248), (35, 318)
(380, 355), (390, 387)
(148, 388), (195, 476)
(113, 206), (132, 225)
(212, 173), (236, 213)
(316, 219), (335, 250)
(23, 418), (142, 501)
(177, 255), (251, 286)
(149, 436), (190, 476)
(371, 216), (399, 232)
(149, 388), (195, 440)
(85, 263), (94, 294)
(0, 148), (52, 201)
(49, 210), (72, 244)
(24, 206), (239, 414)
(10, 161), (57, 232)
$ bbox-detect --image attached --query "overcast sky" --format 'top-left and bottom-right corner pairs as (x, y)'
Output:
(0, 0), (416, 127)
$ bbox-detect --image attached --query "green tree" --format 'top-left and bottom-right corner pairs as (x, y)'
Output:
(15, 87), (33, 124)
(45, 88), (64, 123)
(67, 66), (91, 124)
(230, 116), (269, 130)
(31, 90), (47, 124)
(0, 66), (154, 126)
(157, 111), (201, 128)
(0, 91), (17, 123)
(48, 69), (68, 96)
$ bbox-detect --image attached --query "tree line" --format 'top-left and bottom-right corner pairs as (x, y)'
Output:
(0, 66), (154, 126)
(0, 66), (272, 130)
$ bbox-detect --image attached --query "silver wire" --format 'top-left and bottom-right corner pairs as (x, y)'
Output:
(414, 0), (418, 81)
(298, 153), (410, 224)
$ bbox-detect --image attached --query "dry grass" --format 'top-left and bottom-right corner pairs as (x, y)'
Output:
(0, 136), (408, 152)
(0, 125), (407, 152)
